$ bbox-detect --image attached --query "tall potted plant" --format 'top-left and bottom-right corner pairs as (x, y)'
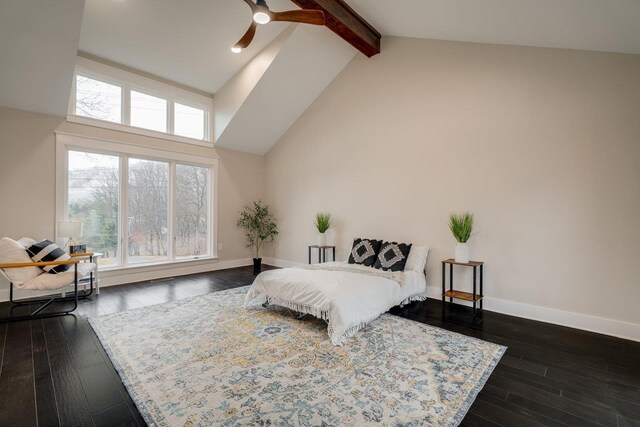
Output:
(314, 213), (332, 246)
(449, 212), (474, 263)
(237, 201), (279, 274)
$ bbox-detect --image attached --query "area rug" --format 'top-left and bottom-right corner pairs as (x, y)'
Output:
(89, 286), (505, 427)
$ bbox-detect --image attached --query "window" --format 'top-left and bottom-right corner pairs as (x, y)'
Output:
(67, 150), (121, 267)
(130, 91), (168, 133)
(174, 103), (205, 140)
(69, 58), (212, 145)
(59, 134), (217, 270)
(128, 158), (169, 264)
(75, 75), (122, 123)
(176, 164), (210, 257)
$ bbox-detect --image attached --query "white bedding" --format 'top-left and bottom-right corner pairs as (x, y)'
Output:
(244, 261), (427, 345)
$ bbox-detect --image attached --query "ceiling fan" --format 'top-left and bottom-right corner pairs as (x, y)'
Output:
(232, 0), (325, 53)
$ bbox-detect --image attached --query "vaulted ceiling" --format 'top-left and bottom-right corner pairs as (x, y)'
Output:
(1, 0), (639, 153)
(76, 0), (640, 98)
(79, 0), (295, 95)
(348, 0), (640, 55)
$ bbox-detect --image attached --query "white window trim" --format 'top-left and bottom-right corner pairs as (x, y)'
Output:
(68, 57), (214, 147)
(55, 132), (219, 272)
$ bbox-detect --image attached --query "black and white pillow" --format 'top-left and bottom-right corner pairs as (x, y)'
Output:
(348, 238), (382, 267)
(374, 241), (413, 272)
(26, 240), (71, 274)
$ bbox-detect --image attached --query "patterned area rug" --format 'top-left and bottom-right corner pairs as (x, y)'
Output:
(89, 286), (505, 426)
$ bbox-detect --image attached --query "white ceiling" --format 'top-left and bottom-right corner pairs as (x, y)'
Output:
(348, 0), (640, 55)
(77, 0), (640, 98)
(0, 0), (84, 117)
(79, 0), (295, 94)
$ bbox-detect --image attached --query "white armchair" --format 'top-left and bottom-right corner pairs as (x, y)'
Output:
(0, 237), (96, 322)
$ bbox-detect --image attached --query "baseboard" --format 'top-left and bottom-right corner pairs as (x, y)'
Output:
(0, 258), (253, 302)
(263, 258), (640, 342)
(424, 285), (640, 342)
(263, 257), (303, 268)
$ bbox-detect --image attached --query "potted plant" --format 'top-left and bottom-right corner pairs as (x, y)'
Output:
(314, 213), (332, 246)
(237, 201), (279, 274)
(449, 212), (474, 263)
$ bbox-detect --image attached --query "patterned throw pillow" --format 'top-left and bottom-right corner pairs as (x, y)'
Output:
(374, 241), (413, 272)
(26, 240), (71, 274)
(348, 238), (382, 267)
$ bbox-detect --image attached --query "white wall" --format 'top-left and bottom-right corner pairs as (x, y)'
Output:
(0, 106), (265, 295)
(265, 37), (640, 339)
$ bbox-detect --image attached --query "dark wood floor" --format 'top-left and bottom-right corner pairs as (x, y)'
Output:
(0, 266), (638, 427)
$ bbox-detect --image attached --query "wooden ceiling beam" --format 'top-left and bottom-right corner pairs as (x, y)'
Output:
(290, 0), (381, 57)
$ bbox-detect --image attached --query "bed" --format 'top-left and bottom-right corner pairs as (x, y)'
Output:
(244, 245), (429, 345)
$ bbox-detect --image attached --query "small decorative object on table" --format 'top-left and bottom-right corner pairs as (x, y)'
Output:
(57, 221), (84, 253)
(237, 201), (279, 275)
(441, 258), (484, 314)
(448, 212), (474, 263)
(69, 244), (86, 254)
(314, 212), (332, 247)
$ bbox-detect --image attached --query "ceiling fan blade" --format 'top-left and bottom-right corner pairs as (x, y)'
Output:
(234, 21), (258, 49)
(270, 9), (325, 25)
(242, 0), (259, 13)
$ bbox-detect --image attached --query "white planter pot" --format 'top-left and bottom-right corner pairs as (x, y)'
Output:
(455, 243), (470, 263)
(317, 233), (327, 247)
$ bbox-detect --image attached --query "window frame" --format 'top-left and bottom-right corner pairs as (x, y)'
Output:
(68, 57), (213, 147)
(56, 132), (218, 272)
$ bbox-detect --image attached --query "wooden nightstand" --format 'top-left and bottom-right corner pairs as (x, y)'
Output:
(441, 258), (484, 313)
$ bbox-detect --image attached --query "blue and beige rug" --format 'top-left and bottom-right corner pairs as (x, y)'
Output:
(89, 286), (505, 426)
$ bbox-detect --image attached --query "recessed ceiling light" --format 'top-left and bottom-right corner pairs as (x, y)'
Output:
(231, 46), (242, 53)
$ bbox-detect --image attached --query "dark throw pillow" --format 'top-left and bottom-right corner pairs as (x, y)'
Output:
(26, 240), (71, 274)
(348, 238), (382, 267)
(374, 241), (413, 272)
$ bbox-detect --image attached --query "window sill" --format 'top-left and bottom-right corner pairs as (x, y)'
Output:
(66, 115), (214, 148)
(99, 256), (219, 274)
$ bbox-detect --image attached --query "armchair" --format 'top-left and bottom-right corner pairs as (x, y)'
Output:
(0, 237), (96, 322)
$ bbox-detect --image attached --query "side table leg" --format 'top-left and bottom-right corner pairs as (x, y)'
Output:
(449, 264), (453, 303)
(441, 262), (445, 304)
(333, 247), (336, 262)
(480, 264), (483, 310)
(308, 247), (311, 265)
(473, 266), (477, 314)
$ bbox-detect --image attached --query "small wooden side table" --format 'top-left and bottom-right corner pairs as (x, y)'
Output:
(441, 258), (484, 313)
(308, 245), (336, 264)
(70, 252), (103, 294)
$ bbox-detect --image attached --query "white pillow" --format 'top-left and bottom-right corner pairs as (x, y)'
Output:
(405, 245), (429, 273)
(0, 237), (43, 285)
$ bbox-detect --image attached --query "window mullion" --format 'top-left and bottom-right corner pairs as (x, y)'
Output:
(123, 85), (131, 126)
(169, 161), (176, 262)
(167, 100), (174, 135)
(121, 154), (129, 267)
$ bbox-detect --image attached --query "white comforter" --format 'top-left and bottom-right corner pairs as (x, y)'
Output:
(244, 262), (427, 345)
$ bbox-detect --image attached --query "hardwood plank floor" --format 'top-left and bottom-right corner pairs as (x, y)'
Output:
(0, 265), (638, 426)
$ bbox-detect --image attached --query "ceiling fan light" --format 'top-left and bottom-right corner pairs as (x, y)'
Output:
(253, 11), (271, 25)
(231, 46), (242, 53)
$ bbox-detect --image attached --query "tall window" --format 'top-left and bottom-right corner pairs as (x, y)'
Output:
(67, 151), (120, 267)
(128, 158), (169, 264)
(70, 59), (211, 144)
(63, 142), (215, 269)
(176, 165), (209, 257)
